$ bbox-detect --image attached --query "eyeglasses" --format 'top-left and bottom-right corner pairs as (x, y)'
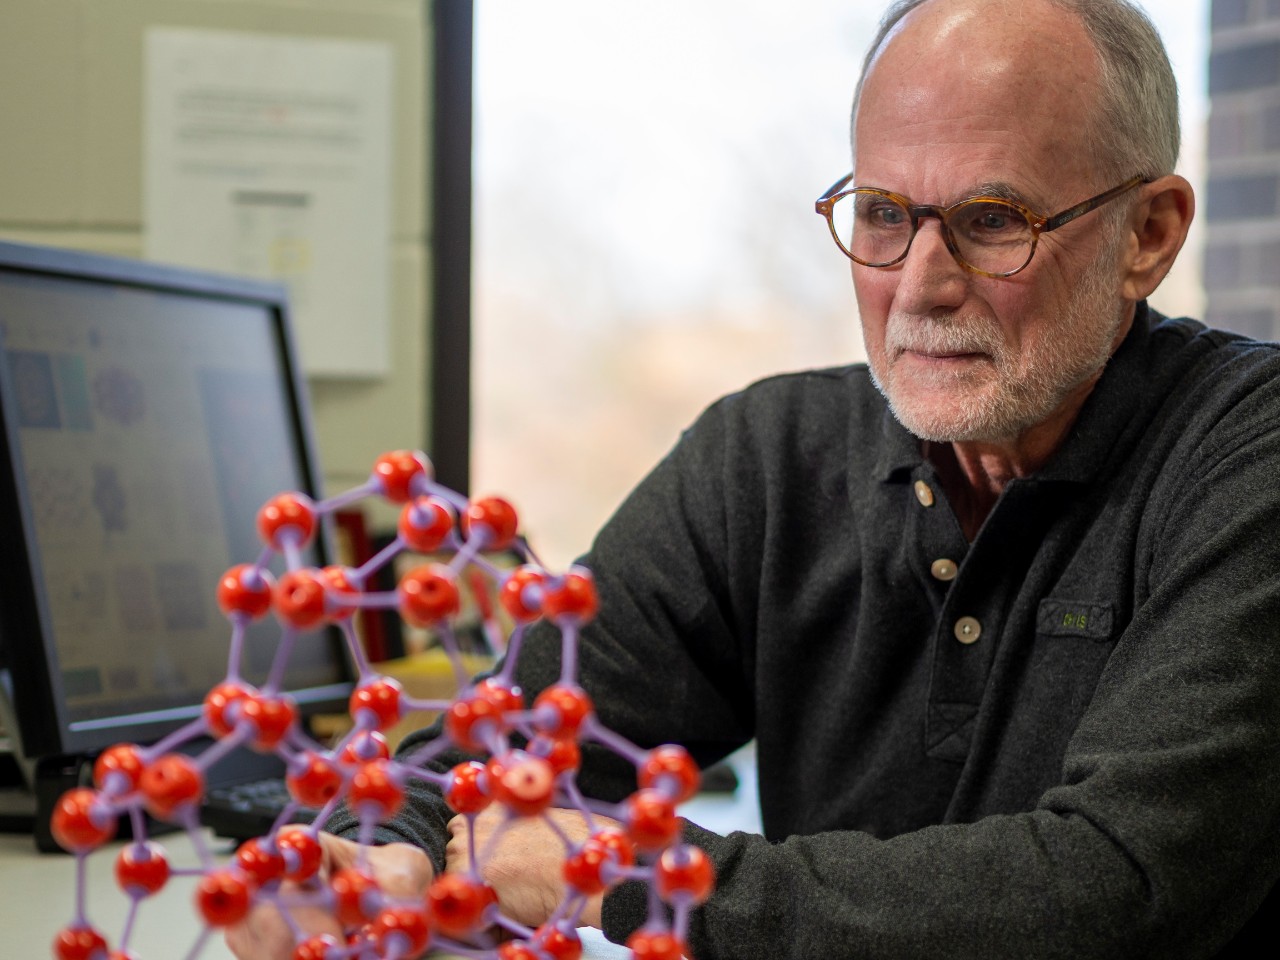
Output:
(814, 174), (1150, 278)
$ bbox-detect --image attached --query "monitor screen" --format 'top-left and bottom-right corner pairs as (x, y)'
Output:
(0, 241), (353, 761)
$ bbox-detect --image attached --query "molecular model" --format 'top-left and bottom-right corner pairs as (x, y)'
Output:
(49, 450), (714, 960)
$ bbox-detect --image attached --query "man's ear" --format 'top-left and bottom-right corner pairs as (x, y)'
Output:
(1120, 174), (1195, 302)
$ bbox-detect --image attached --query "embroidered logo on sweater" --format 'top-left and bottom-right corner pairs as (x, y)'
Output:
(1036, 598), (1113, 640)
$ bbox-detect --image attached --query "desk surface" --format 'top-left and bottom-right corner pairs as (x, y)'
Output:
(0, 830), (628, 958)
(0, 827), (239, 959)
(0, 746), (761, 958)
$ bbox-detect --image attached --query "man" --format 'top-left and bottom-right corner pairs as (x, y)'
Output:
(231, 0), (1280, 956)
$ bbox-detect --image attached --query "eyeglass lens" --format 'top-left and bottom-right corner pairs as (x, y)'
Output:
(832, 190), (1036, 275)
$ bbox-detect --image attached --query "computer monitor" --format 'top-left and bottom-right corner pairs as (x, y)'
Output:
(0, 240), (355, 839)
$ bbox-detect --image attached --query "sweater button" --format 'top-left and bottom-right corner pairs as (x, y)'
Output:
(954, 616), (982, 644)
(913, 480), (935, 507)
(931, 559), (958, 581)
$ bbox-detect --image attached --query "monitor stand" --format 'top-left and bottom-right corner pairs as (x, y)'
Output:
(0, 750), (37, 832)
(0, 748), (186, 853)
(0, 675), (38, 834)
(0, 727), (82, 851)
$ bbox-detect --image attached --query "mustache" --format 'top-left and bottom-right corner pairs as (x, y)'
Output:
(884, 312), (1005, 358)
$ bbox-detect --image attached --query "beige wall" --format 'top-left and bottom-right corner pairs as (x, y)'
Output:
(0, 0), (431, 513)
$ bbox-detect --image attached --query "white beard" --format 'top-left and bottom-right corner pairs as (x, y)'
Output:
(867, 236), (1127, 444)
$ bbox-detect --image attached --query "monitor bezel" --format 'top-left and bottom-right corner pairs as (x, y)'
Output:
(0, 239), (356, 761)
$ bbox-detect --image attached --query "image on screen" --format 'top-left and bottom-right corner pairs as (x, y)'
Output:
(0, 262), (348, 750)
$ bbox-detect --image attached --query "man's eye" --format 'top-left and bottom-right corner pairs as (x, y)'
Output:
(961, 203), (1022, 234)
(865, 203), (907, 227)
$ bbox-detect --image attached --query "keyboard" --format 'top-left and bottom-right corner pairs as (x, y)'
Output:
(200, 777), (319, 841)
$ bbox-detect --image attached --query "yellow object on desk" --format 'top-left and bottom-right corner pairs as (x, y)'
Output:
(312, 648), (496, 752)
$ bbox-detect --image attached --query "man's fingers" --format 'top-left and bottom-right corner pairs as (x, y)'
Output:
(225, 833), (433, 959)
(445, 813), (473, 873)
(368, 841), (435, 898)
(441, 808), (620, 929)
(314, 832), (433, 898)
(447, 811), (473, 840)
(225, 886), (343, 959)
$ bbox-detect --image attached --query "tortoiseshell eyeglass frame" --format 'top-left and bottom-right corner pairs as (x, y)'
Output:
(814, 173), (1152, 278)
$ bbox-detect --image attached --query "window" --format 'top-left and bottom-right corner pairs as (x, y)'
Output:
(473, 0), (1208, 569)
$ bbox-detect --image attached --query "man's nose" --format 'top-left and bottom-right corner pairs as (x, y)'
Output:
(892, 218), (968, 314)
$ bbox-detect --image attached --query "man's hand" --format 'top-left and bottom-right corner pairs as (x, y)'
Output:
(446, 807), (619, 930)
(225, 831), (433, 959)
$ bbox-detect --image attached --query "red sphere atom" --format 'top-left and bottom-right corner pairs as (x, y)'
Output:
(397, 496), (454, 553)
(498, 566), (546, 622)
(445, 695), (502, 753)
(372, 449), (433, 503)
(655, 844), (715, 905)
(273, 568), (330, 629)
(349, 759), (404, 820)
(349, 677), (404, 731)
(562, 839), (613, 896)
(532, 684), (594, 741)
(234, 836), (287, 889)
(287, 751), (345, 808)
(529, 734), (581, 777)
(625, 789), (680, 852)
(398, 563), (461, 627)
(638, 745), (700, 803)
(93, 743), (145, 796)
(373, 905), (433, 957)
(52, 925), (108, 960)
(461, 496), (519, 551)
(139, 754), (204, 821)
(195, 869), (253, 927)
(292, 934), (342, 960)
(486, 751), (555, 817)
(474, 677), (525, 719)
(561, 828), (634, 895)
(239, 693), (297, 751)
(443, 760), (491, 815)
(345, 927), (379, 956)
(51, 788), (115, 853)
(626, 930), (688, 960)
(532, 922), (583, 960)
(278, 827), (323, 882)
(427, 873), (496, 937)
(321, 565), (362, 620)
(540, 568), (599, 627)
(331, 867), (381, 928)
(114, 840), (171, 897)
(216, 564), (275, 619)
(256, 492), (317, 550)
(339, 730), (390, 766)
(204, 681), (253, 739)
(591, 828), (636, 869)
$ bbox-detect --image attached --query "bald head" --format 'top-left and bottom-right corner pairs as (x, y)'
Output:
(851, 0), (1179, 183)
(858, 0), (1101, 194)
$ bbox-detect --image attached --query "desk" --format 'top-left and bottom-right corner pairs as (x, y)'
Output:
(0, 828), (239, 959)
(0, 746), (761, 958)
